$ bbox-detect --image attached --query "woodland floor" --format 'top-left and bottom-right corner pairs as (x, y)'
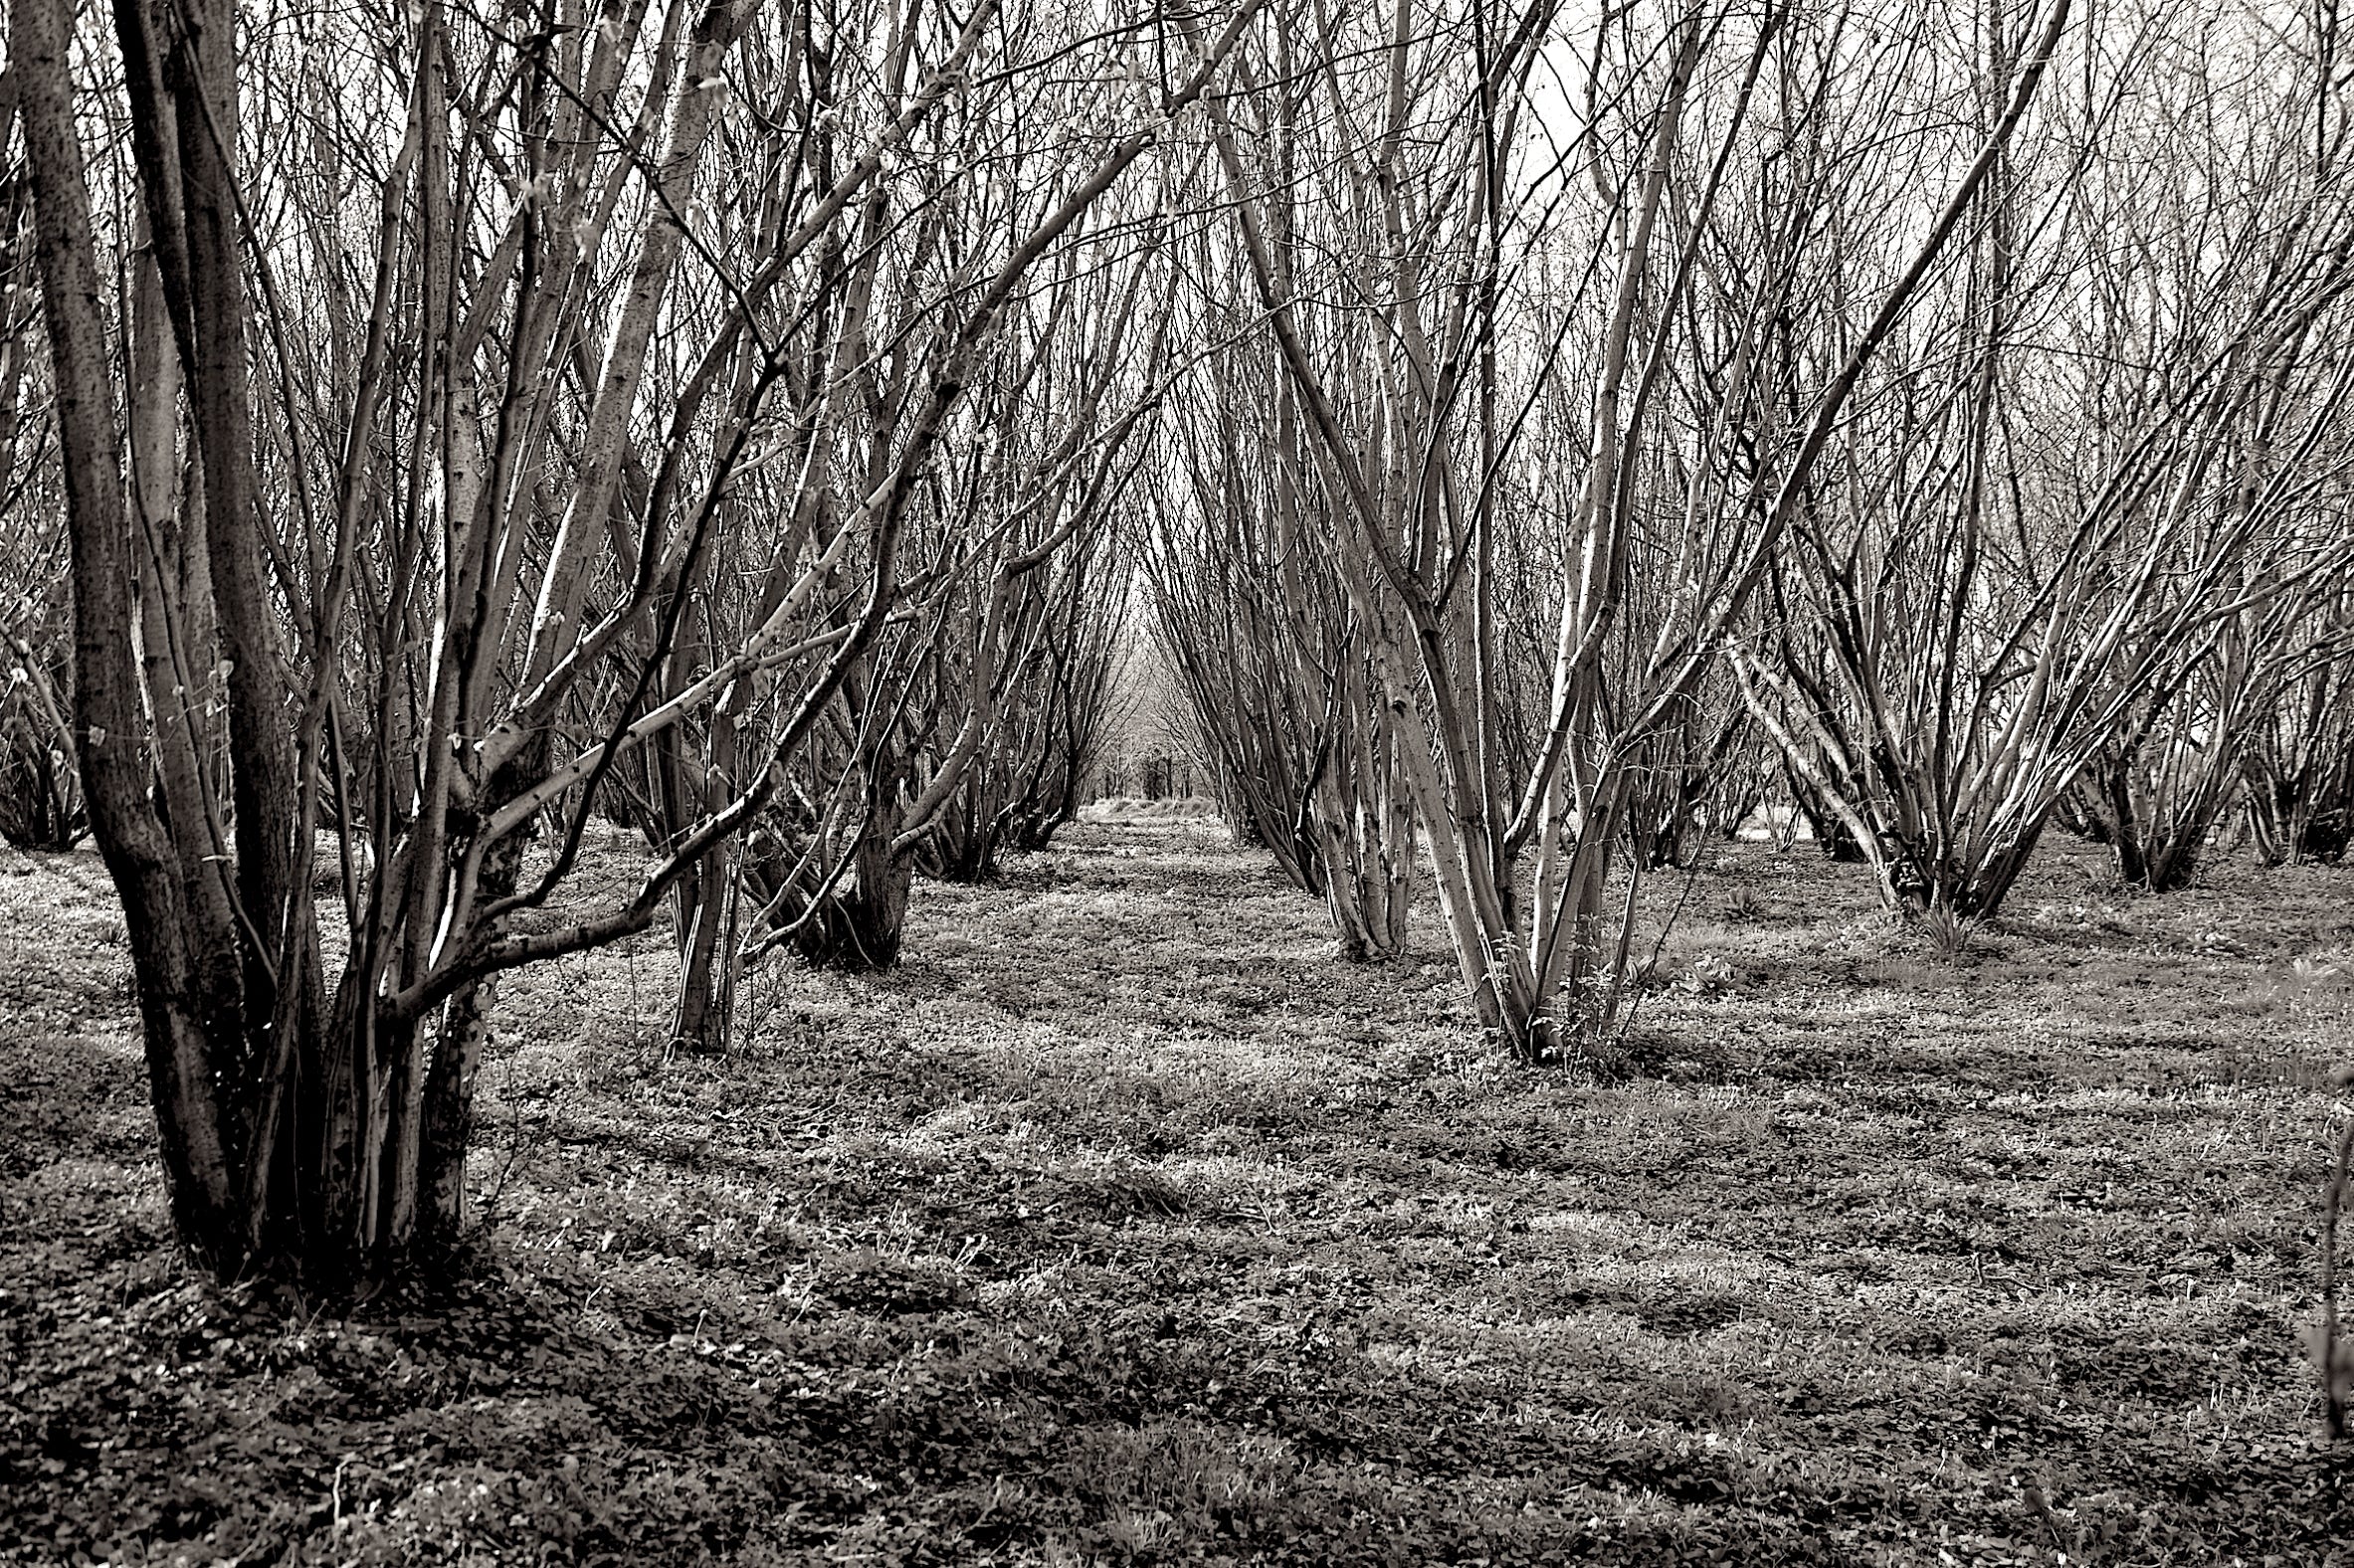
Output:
(6, 815), (2354, 1566)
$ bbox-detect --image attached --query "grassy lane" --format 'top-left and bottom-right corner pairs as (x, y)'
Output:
(4, 820), (2353, 1565)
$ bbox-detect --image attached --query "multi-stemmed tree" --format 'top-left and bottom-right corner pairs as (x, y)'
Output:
(0, 131), (80, 852)
(2068, 554), (2354, 889)
(1147, 326), (1419, 960)
(15, 0), (2346, 1313)
(914, 529), (1132, 883)
(714, 236), (1173, 980)
(2246, 599), (2354, 866)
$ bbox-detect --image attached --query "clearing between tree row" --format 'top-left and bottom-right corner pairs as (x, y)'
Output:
(4, 818), (2352, 1565)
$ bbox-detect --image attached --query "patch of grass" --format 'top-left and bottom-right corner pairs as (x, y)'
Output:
(4, 830), (2354, 1564)
(1916, 903), (1979, 960)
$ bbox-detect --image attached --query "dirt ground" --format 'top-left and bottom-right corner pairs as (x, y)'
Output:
(4, 819), (2353, 1565)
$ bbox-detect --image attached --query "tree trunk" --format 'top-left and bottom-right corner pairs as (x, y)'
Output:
(785, 816), (917, 970)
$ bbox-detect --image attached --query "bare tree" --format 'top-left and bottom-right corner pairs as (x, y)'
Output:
(915, 530), (1131, 882)
(712, 232), (1174, 982)
(2069, 558), (2354, 888)
(0, 90), (83, 852)
(2246, 602), (2354, 866)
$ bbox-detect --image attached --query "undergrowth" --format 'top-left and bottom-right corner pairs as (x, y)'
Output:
(5, 824), (2354, 1564)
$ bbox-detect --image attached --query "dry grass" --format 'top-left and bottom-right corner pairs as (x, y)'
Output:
(5, 821), (2354, 1565)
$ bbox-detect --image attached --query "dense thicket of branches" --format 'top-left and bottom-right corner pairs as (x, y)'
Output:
(912, 528), (1130, 883)
(5, 0), (2351, 1290)
(1732, 3), (2354, 916)
(2245, 596), (2354, 866)
(0, 126), (79, 852)
(1145, 328), (1418, 960)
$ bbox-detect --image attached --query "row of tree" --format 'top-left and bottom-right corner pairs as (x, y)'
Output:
(5, 0), (1251, 1293)
(1145, 0), (2354, 1057)
(0, 0), (2348, 1295)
